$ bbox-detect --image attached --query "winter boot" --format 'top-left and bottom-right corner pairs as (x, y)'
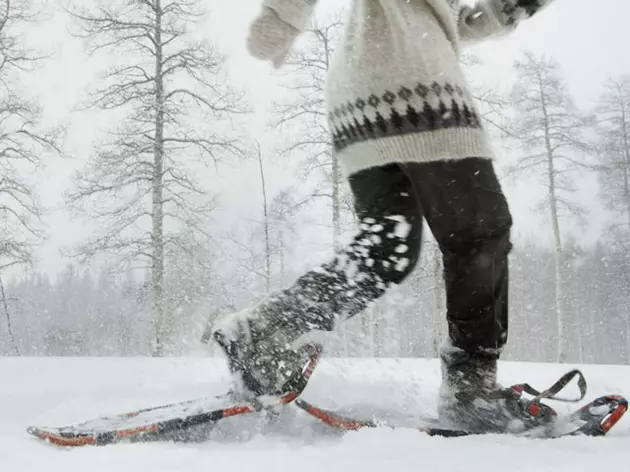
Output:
(211, 298), (317, 399)
(437, 343), (556, 434)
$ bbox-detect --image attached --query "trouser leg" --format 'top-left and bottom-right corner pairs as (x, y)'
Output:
(402, 158), (513, 358)
(273, 163), (424, 335)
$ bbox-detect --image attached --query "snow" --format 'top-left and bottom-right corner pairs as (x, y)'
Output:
(2, 356), (630, 471)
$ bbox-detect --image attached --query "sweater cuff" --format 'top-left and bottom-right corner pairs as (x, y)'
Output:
(262, 0), (318, 31)
(488, 0), (523, 27)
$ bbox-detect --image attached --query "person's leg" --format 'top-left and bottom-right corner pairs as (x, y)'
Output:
(402, 157), (513, 429)
(405, 157), (512, 357)
(273, 162), (424, 336)
(212, 163), (424, 395)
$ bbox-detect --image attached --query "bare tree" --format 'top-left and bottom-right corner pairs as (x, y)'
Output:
(0, 0), (61, 273)
(266, 191), (293, 286)
(253, 141), (272, 294)
(273, 12), (351, 249)
(63, 0), (246, 355)
(595, 76), (630, 356)
(595, 76), (630, 231)
(461, 53), (516, 139)
(217, 140), (281, 303)
(507, 52), (593, 362)
(272, 12), (359, 355)
(0, 275), (19, 354)
(0, 0), (63, 354)
(226, 180), (305, 299)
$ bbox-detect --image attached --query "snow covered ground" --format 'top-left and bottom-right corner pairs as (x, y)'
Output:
(1, 356), (629, 471)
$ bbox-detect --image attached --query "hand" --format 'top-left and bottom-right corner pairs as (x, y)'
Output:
(247, 7), (300, 68)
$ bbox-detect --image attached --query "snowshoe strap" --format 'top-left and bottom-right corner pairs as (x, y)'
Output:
(511, 369), (587, 403)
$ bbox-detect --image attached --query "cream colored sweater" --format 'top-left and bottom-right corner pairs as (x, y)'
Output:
(263, 0), (555, 176)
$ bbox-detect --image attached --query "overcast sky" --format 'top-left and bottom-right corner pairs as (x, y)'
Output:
(17, 0), (630, 277)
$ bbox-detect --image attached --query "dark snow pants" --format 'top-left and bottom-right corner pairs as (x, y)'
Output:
(276, 157), (513, 357)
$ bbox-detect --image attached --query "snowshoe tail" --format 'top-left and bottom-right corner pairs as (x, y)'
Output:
(27, 345), (322, 447)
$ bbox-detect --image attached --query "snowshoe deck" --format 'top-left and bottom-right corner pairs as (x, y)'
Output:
(28, 396), (257, 447)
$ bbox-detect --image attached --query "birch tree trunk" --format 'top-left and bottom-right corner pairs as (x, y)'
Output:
(0, 276), (19, 355)
(151, 0), (167, 355)
(257, 144), (272, 294)
(546, 144), (565, 362)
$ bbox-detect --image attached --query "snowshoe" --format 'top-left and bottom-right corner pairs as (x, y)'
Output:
(296, 369), (628, 439)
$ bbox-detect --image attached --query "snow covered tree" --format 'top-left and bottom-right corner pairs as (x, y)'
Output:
(63, 0), (245, 355)
(506, 52), (593, 362)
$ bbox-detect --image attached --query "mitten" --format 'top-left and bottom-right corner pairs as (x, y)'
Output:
(247, 7), (300, 68)
(501, 0), (553, 25)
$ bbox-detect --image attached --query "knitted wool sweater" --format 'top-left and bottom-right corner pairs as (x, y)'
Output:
(262, 0), (555, 176)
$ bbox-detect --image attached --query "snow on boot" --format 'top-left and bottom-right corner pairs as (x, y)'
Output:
(437, 344), (556, 434)
(211, 300), (316, 400)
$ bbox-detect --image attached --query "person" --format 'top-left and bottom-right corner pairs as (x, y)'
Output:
(211, 0), (557, 433)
